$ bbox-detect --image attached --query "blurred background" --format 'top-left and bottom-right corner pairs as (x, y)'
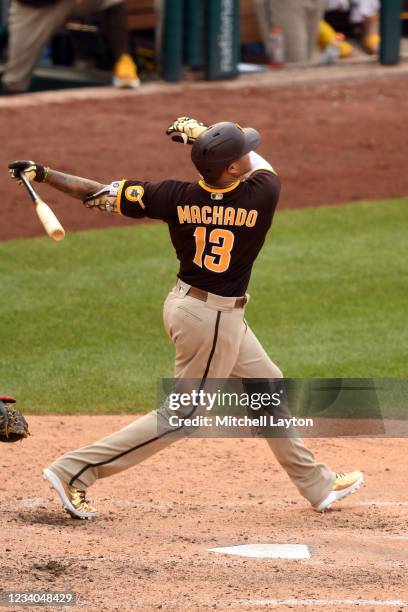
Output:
(0, 0), (408, 94)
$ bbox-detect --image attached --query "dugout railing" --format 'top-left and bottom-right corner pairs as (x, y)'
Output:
(160, 0), (405, 81)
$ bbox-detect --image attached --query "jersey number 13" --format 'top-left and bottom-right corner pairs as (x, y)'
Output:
(193, 227), (234, 273)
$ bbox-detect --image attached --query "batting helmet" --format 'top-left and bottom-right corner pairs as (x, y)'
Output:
(191, 122), (260, 183)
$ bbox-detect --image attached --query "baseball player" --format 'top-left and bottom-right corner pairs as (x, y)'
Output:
(9, 118), (364, 520)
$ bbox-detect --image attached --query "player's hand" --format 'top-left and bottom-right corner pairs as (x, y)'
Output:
(166, 117), (208, 145)
(8, 160), (48, 183)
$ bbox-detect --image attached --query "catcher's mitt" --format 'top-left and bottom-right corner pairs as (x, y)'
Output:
(0, 396), (30, 443)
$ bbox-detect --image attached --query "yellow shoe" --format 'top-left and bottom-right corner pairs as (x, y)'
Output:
(314, 471), (364, 512)
(112, 53), (140, 89)
(363, 34), (380, 55)
(318, 20), (337, 49)
(43, 468), (97, 520)
(318, 20), (353, 60)
(338, 38), (353, 59)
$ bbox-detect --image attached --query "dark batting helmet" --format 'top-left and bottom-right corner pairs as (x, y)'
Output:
(191, 121), (260, 183)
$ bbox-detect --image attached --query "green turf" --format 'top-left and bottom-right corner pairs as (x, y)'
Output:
(0, 198), (406, 414)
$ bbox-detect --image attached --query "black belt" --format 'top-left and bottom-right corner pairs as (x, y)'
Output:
(186, 285), (247, 308)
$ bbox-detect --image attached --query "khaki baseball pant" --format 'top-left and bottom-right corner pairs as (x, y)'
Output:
(267, 0), (324, 63)
(2, 0), (123, 93)
(50, 280), (335, 508)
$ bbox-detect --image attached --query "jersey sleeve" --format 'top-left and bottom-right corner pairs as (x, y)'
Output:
(245, 151), (277, 177)
(115, 179), (184, 221)
(245, 169), (281, 216)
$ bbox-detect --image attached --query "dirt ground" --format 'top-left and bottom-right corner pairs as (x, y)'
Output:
(1, 75), (408, 240)
(1, 415), (407, 611)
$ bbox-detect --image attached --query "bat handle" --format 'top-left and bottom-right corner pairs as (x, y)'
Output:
(18, 170), (38, 201)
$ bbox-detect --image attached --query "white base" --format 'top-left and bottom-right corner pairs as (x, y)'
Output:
(208, 544), (310, 559)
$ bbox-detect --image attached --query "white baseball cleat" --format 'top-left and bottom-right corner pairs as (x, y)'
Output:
(313, 470), (364, 512)
(43, 468), (97, 520)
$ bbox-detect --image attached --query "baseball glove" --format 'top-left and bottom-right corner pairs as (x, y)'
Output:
(166, 117), (208, 144)
(0, 396), (30, 443)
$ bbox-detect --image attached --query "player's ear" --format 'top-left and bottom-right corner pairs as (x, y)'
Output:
(226, 161), (240, 177)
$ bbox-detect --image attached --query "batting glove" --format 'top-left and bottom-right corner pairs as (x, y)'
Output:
(166, 117), (208, 145)
(82, 181), (122, 213)
(8, 160), (48, 183)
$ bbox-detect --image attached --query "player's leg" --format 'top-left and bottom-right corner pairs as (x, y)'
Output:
(164, 288), (246, 379)
(46, 283), (245, 498)
(230, 324), (336, 508)
(2, 0), (75, 93)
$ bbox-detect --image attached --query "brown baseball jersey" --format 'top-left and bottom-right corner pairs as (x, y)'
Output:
(113, 170), (280, 297)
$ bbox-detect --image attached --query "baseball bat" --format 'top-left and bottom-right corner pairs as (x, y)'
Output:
(18, 172), (65, 241)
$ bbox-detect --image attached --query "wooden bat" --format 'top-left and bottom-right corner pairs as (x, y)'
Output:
(18, 172), (65, 241)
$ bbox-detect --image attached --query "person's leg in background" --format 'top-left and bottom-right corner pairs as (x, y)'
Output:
(74, 0), (140, 88)
(253, 0), (273, 59)
(350, 0), (380, 53)
(100, 0), (140, 87)
(305, 0), (325, 61)
(268, 0), (308, 62)
(318, 1), (354, 61)
(2, 0), (75, 94)
(153, 0), (164, 71)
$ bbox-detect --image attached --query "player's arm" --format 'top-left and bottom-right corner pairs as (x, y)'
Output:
(44, 169), (122, 213)
(83, 178), (174, 219)
(9, 160), (106, 201)
(62, 177), (155, 217)
(244, 151), (277, 177)
(243, 153), (281, 217)
(113, 179), (181, 221)
(45, 169), (106, 200)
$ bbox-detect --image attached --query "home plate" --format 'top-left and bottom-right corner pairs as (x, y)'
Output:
(208, 544), (310, 559)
